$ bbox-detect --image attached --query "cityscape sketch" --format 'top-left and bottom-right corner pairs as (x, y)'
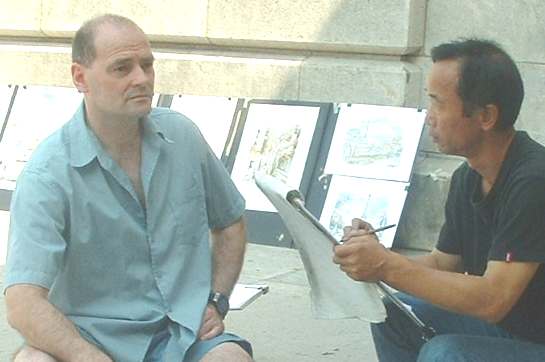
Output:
(320, 176), (408, 248)
(231, 103), (319, 211)
(325, 104), (426, 182)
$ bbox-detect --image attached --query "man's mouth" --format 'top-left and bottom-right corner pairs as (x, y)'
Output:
(128, 94), (152, 102)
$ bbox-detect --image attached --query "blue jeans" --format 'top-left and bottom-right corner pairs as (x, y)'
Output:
(371, 293), (545, 362)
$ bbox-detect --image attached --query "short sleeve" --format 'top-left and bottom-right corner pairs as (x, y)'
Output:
(489, 176), (545, 262)
(194, 131), (245, 229)
(436, 168), (465, 255)
(4, 170), (67, 292)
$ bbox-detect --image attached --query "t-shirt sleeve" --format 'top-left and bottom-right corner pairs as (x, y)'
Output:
(436, 168), (464, 255)
(4, 170), (67, 293)
(489, 176), (545, 262)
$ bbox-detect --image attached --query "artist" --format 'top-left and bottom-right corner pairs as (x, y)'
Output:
(334, 38), (545, 362)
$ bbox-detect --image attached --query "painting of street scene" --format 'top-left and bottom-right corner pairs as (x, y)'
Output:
(231, 103), (319, 211)
(320, 176), (408, 248)
(325, 104), (425, 182)
(341, 118), (403, 168)
(243, 126), (301, 184)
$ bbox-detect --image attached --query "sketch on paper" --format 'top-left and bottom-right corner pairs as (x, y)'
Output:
(325, 104), (426, 182)
(231, 103), (319, 211)
(243, 126), (301, 183)
(170, 95), (238, 158)
(319, 176), (408, 248)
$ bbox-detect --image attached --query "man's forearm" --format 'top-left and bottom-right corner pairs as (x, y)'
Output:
(210, 217), (248, 296)
(6, 285), (111, 361)
(383, 252), (536, 323)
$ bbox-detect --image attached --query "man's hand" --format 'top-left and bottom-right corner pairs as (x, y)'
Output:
(198, 304), (225, 340)
(341, 218), (375, 242)
(333, 232), (390, 282)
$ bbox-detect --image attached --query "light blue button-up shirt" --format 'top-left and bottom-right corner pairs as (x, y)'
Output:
(4, 104), (245, 361)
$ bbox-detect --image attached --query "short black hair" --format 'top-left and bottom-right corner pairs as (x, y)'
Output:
(431, 38), (524, 129)
(72, 14), (142, 66)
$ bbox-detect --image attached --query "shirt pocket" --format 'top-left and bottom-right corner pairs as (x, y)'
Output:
(168, 178), (208, 245)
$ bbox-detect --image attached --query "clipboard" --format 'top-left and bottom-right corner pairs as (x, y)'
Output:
(259, 176), (435, 341)
(229, 284), (269, 310)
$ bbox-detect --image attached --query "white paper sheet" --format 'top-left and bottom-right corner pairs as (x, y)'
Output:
(231, 104), (319, 211)
(320, 176), (408, 248)
(325, 104), (426, 182)
(255, 174), (386, 322)
(229, 284), (269, 310)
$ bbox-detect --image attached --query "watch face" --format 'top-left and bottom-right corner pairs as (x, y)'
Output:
(210, 292), (229, 317)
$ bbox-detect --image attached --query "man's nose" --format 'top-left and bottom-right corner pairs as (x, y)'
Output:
(132, 65), (153, 86)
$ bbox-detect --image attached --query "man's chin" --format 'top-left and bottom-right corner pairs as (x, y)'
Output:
(129, 105), (152, 120)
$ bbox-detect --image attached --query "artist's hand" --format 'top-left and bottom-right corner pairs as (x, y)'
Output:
(333, 234), (390, 282)
(198, 304), (225, 340)
(342, 218), (379, 242)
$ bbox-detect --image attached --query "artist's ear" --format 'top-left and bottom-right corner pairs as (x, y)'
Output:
(71, 63), (88, 93)
(479, 104), (499, 131)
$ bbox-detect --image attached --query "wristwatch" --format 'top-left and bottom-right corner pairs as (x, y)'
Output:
(208, 291), (230, 319)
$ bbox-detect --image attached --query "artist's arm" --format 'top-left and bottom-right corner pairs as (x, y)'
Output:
(6, 284), (112, 361)
(198, 217), (248, 340)
(333, 235), (538, 322)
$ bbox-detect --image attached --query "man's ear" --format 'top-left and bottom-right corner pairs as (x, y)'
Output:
(71, 63), (88, 93)
(479, 104), (499, 131)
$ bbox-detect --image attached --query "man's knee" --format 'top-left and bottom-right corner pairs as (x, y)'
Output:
(200, 342), (253, 362)
(13, 345), (57, 362)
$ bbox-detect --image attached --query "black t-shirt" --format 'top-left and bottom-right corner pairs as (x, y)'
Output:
(437, 131), (545, 344)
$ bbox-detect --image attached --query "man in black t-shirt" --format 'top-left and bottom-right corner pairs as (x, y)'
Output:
(333, 39), (545, 362)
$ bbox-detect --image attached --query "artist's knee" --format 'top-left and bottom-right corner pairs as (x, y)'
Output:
(200, 342), (253, 362)
(417, 335), (465, 362)
(13, 345), (58, 362)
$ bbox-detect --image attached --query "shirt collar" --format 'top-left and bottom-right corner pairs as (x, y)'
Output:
(68, 103), (174, 168)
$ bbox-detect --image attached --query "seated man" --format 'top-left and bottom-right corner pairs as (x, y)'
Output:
(334, 39), (545, 361)
(4, 14), (252, 362)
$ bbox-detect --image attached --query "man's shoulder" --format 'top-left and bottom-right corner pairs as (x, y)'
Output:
(149, 107), (194, 128)
(24, 125), (70, 174)
(508, 131), (545, 179)
(148, 107), (203, 142)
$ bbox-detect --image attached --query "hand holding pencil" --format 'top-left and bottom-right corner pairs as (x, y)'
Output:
(341, 218), (395, 243)
(334, 218), (395, 282)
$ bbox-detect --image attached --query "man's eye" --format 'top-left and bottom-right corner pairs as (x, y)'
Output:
(115, 66), (128, 72)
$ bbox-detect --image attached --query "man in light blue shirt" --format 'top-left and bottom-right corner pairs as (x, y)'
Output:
(4, 14), (252, 362)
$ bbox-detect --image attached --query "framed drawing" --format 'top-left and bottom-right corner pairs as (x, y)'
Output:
(325, 104), (425, 182)
(319, 175), (408, 248)
(170, 95), (238, 158)
(231, 103), (320, 211)
(0, 85), (14, 129)
(0, 85), (82, 185)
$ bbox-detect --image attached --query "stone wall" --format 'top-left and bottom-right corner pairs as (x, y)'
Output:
(1, 0), (544, 249)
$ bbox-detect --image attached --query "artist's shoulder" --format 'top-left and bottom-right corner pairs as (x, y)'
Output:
(509, 131), (545, 178)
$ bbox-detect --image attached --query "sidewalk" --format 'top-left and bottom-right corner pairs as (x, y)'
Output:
(0, 243), (379, 361)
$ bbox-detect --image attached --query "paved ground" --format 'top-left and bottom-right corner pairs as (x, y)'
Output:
(0, 242), (378, 361)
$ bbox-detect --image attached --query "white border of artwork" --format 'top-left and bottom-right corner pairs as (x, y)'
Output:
(325, 104), (426, 182)
(231, 103), (320, 212)
(319, 176), (408, 248)
(0, 85), (14, 124)
(170, 95), (238, 158)
(0, 85), (82, 184)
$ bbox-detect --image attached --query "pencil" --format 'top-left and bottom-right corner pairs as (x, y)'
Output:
(367, 223), (396, 235)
